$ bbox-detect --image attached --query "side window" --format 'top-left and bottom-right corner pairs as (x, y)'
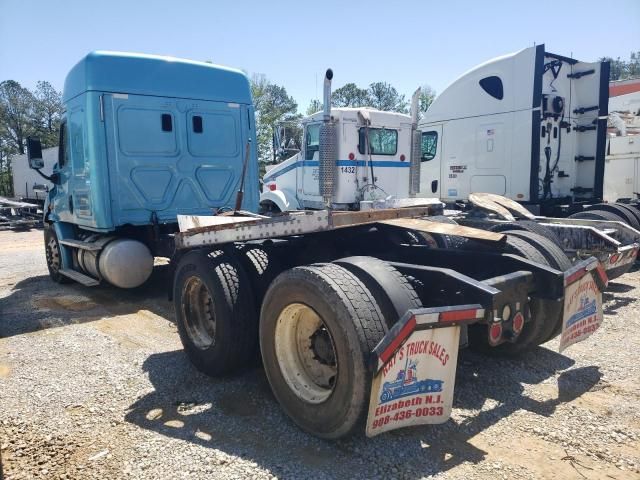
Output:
(358, 128), (398, 155)
(479, 76), (504, 100)
(421, 131), (438, 162)
(305, 124), (320, 160)
(58, 121), (70, 168)
(192, 115), (203, 133)
(70, 111), (85, 172)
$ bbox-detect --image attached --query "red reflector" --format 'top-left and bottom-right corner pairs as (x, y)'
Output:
(269, 184), (277, 191)
(348, 152), (355, 160)
(380, 316), (416, 364)
(489, 323), (502, 341)
(512, 312), (525, 334)
(440, 309), (478, 322)
(400, 154), (406, 161)
(564, 269), (585, 286)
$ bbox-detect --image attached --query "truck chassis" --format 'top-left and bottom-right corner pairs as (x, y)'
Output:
(171, 206), (607, 438)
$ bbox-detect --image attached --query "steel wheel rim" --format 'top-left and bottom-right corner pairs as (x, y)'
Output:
(46, 236), (61, 273)
(274, 303), (338, 404)
(181, 276), (216, 350)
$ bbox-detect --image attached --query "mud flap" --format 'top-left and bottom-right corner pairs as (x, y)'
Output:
(559, 258), (608, 352)
(366, 305), (484, 437)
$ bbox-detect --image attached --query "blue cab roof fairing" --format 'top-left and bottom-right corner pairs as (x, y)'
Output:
(63, 51), (252, 104)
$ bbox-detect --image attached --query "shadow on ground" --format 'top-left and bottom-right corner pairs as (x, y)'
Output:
(124, 345), (600, 479)
(0, 265), (174, 339)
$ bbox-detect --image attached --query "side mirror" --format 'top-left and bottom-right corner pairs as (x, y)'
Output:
(26, 137), (44, 169)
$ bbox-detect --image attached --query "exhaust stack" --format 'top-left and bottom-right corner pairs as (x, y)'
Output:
(323, 68), (333, 121)
(409, 88), (422, 196)
(319, 68), (337, 208)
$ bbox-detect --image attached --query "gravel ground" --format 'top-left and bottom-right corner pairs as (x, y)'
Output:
(1, 228), (639, 480)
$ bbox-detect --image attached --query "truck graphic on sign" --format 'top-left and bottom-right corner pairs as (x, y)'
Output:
(566, 296), (597, 328)
(380, 358), (444, 404)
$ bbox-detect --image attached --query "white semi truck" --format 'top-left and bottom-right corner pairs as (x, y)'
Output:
(417, 44), (610, 217)
(261, 64), (639, 280)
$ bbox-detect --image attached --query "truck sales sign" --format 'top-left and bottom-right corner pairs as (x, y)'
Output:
(366, 326), (460, 437)
(559, 272), (603, 352)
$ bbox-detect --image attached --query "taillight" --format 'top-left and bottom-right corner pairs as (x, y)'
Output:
(512, 312), (525, 334)
(489, 323), (502, 344)
(269, 184), (277, 191)
(400, 154), (406, 161)
(348, 152), (355, 160)
(609, 253), (620, 264)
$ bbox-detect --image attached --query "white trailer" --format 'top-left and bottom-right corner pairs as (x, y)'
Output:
(10, 146), (57, 201)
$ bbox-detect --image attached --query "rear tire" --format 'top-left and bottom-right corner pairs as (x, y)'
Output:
(44, 224), (71, 284)
(502, 230), (570, 343)
(490, 220), (563, 248)
(568, 209), (627, 223)
(173, 249), (257, 376)
(585, 203), (640, 229)
(501, 230), (572, 271)
(470, 235), (558, 355)
(260, 263), (386, 439)
(333, 256), (421, 328)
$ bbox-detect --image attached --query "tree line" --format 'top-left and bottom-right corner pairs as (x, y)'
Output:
(600, 51), (640, 81)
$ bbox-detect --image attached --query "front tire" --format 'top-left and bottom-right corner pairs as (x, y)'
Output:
(260, 263), (386, 439)
(44, 224), (70, 284)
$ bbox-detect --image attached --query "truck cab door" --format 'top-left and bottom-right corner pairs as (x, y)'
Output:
(301, 123), (321, 199)
(419, 125), (443, 197)
(49, 119), (73, 222)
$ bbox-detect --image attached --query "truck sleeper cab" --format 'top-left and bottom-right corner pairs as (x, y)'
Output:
(34, 51), (258, 287)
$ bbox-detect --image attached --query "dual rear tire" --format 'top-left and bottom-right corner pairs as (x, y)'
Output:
(173, 250), (418, 438)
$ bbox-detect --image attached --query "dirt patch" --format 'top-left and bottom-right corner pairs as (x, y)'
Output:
(92, 310), (176, 350)
(32, 295), (98, 312)
(0, 363), (10, 378)
(470, 431), (639, 480)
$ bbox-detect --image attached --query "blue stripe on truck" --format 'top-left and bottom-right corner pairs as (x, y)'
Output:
(264, 159), (409, 182)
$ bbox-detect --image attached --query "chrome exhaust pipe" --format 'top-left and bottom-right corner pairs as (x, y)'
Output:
(323, 69), (333, 122)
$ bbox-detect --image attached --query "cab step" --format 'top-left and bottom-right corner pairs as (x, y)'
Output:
(58, 238), (102, 251)
(59, 268), (100, 286)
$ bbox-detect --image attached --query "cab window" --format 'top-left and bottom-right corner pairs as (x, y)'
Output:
(421, 131), (438, 161)
(358, 128), (397, 155)
(58, 121), (70, 168)
(305, 124), (320, 160)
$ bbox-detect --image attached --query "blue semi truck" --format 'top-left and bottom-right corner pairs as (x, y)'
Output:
(28, 52), (258, 288)
(25, 52), (608, 439)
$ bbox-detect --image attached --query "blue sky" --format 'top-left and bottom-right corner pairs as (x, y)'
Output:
(1, 0), (638, 113)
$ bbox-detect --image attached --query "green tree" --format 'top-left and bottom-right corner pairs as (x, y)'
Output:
(332, 83), (370, 108)
(419, 85), (436, 117)
(306, 99), (323, 115)
(0, 80), (36, 155)
(32, 81), (63, 148)
(367, 82), (408, 113)
(600, 51), (640, 81)
(250, 74), (299, 172)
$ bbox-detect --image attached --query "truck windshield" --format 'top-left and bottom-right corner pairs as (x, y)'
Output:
(358, 128), (398, 156)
